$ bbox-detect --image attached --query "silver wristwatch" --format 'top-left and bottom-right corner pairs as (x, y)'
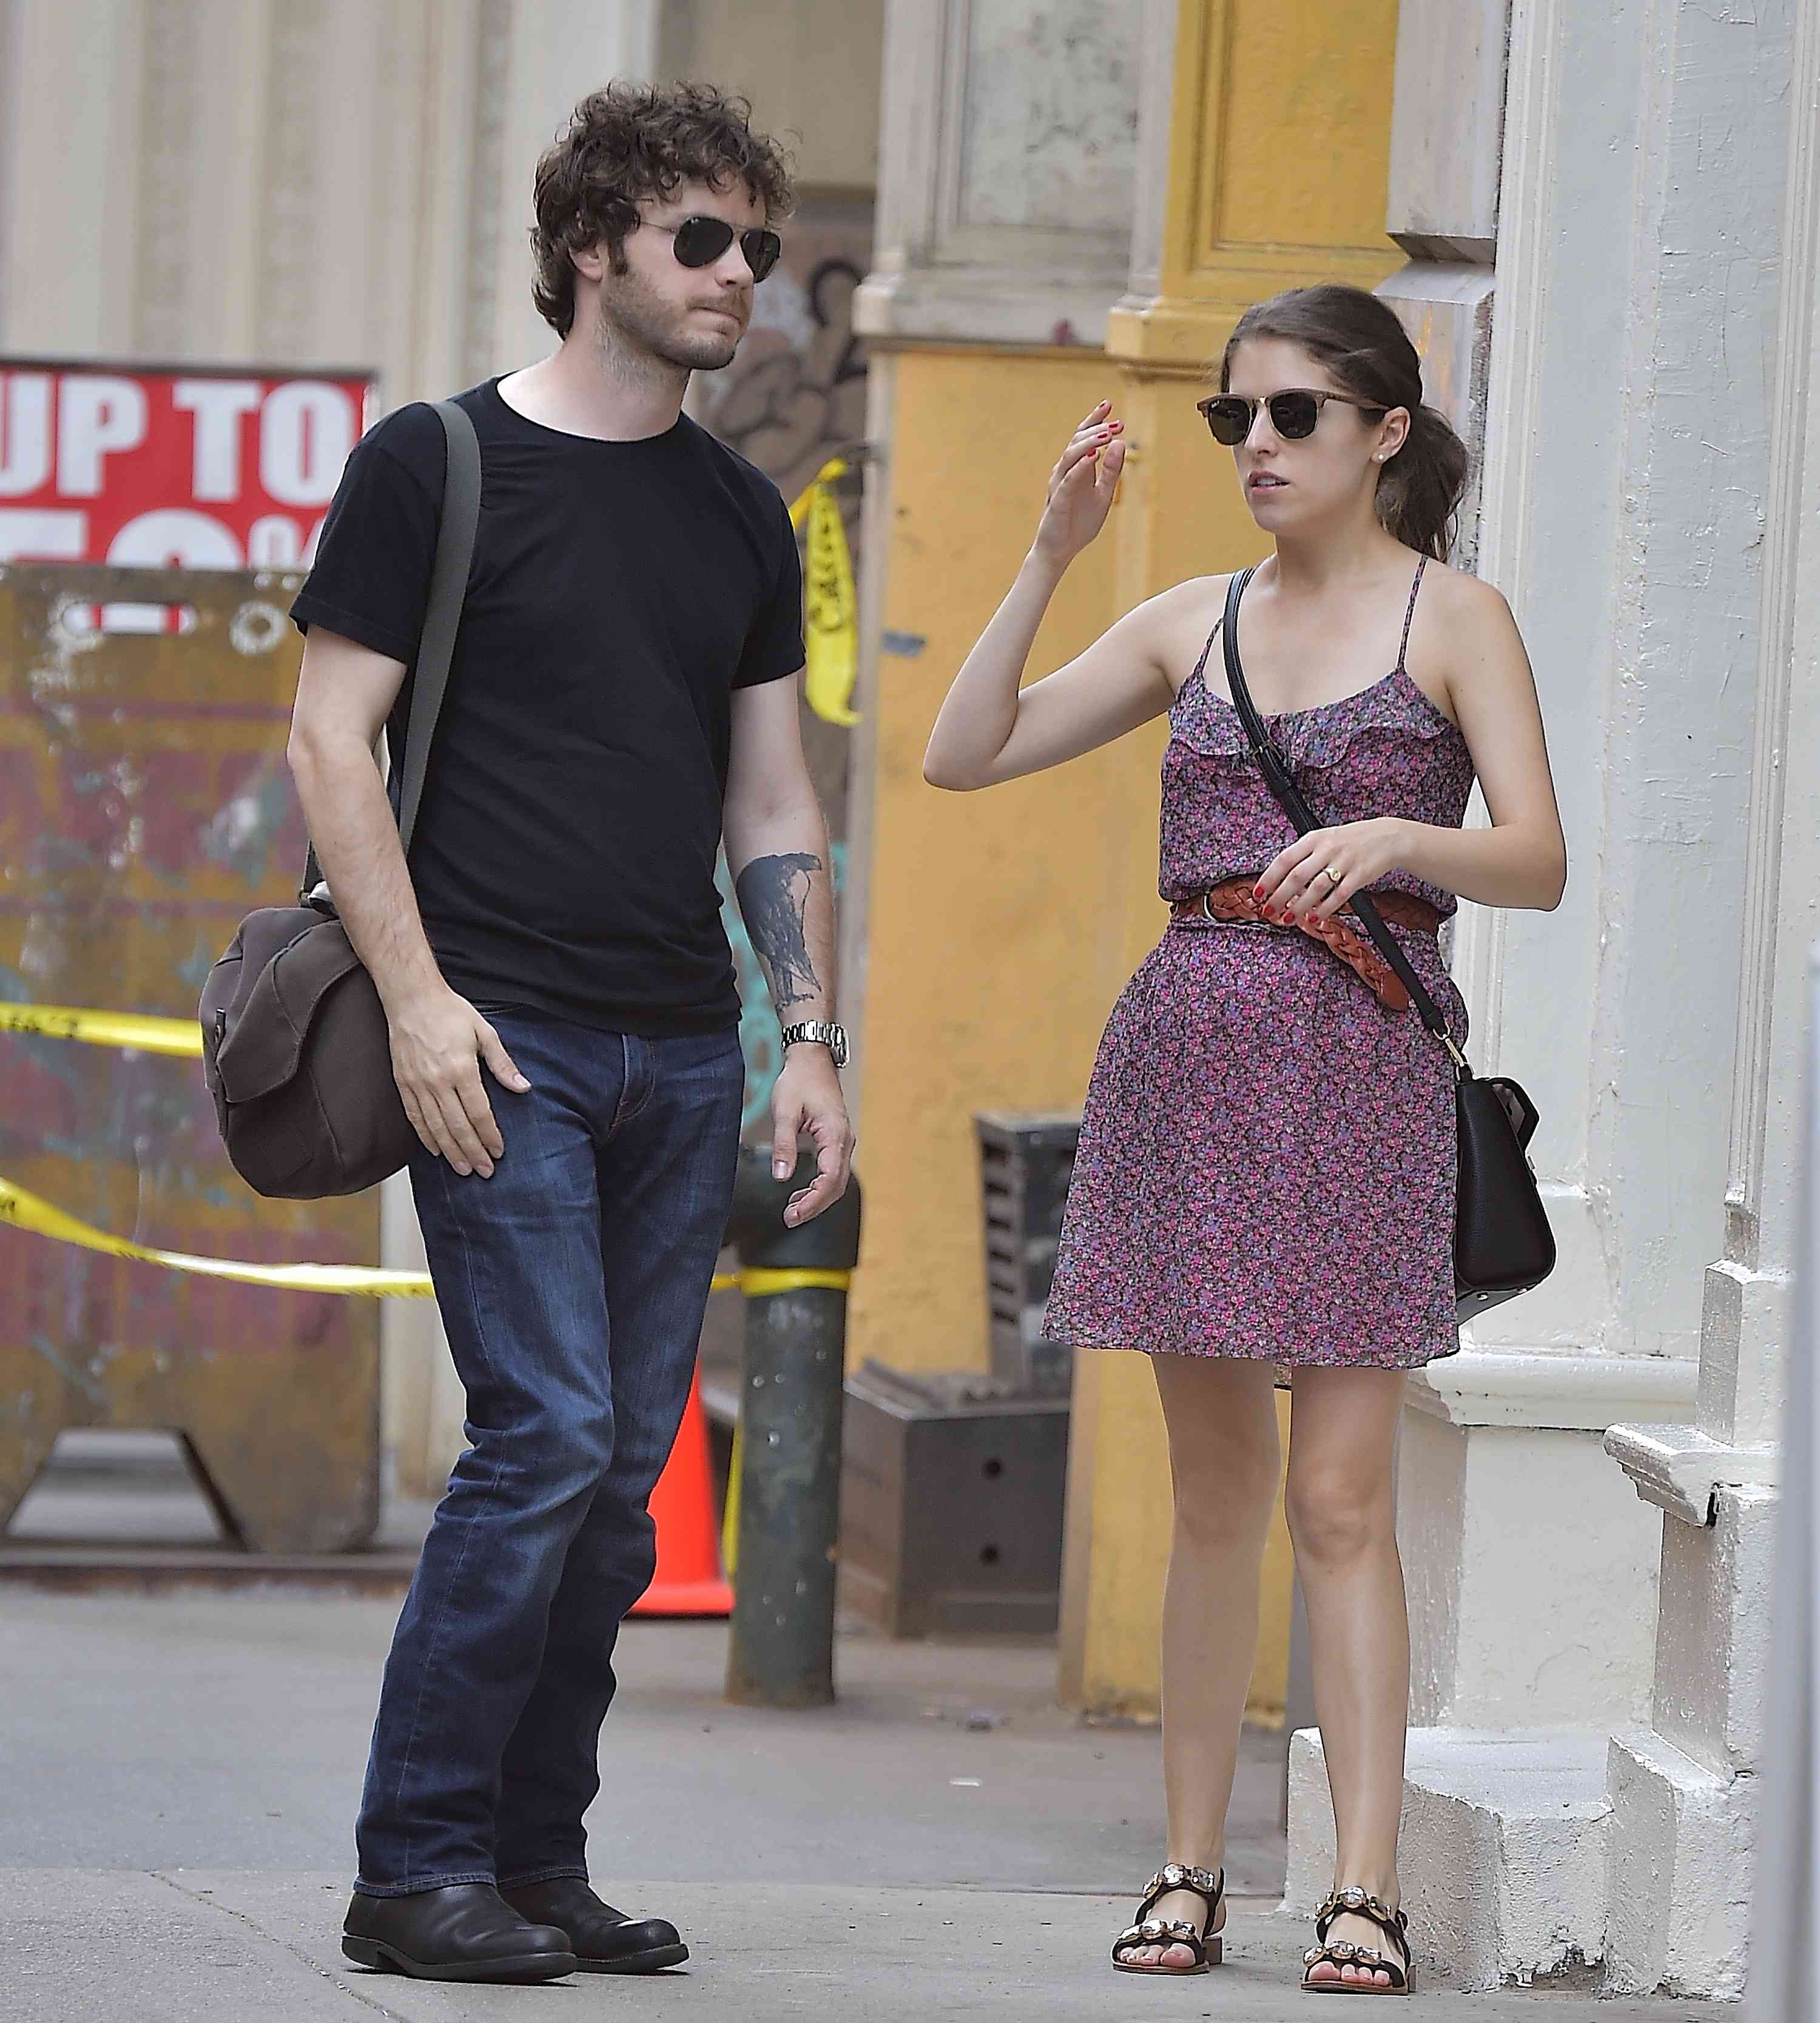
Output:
(779, 1019), (848, 1069)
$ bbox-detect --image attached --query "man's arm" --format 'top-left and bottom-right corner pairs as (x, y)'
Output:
(287, 627), (527, 1179)
(723, 674), (854, 1228)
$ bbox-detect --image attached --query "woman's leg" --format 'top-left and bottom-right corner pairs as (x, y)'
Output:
(1284, 1366), (1409, 1988)
(1121, 1352), (1282, 1968)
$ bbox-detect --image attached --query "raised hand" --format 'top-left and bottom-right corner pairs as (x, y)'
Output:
(1033, 400), (1127, 569)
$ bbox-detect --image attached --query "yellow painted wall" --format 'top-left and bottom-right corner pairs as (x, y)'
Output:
(850, 0), (1404, 1724)
(1054, 0), (1403, 1727)
(848, 346), (1134, 1379)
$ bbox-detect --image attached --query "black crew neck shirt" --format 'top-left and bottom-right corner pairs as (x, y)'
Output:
(289, 378), (804, 1036)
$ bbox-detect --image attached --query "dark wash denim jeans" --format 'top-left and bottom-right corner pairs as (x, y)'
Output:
(353, 1012), (744, 1897)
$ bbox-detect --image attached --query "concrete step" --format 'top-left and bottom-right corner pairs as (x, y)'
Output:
(1, 1430), (431, 1593)
(1287, 1726), (1612, 1990)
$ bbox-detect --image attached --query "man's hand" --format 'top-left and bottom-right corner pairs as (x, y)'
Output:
(386, 987), (530, 1179)
(769, 1045), (854, 1228)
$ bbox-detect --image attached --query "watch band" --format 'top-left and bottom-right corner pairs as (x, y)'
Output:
(779, 1019), (847, 1066)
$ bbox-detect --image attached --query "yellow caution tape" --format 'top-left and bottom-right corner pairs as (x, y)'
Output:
(0, 1171), (437, 1296)
(0, 1002), (203, 1057)
(3, 1003), (857, 1297)
(0, 1174), (848, 1301)
(723, 1415), (744, 1578)
(788, 458), (860, 729)
(736, 1266), (852, 1295)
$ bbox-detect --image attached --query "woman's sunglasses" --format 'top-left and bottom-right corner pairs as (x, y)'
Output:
(1197, 388), (1387, 446)
(653, 215), (784, 283)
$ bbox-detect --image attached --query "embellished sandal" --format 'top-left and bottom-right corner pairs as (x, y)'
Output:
(1301, 1886), (1410, 1995)
(1110, 1862), (1224, 1976)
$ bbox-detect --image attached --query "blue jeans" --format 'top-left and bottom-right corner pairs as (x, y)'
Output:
(353, 1013), (745, 1896)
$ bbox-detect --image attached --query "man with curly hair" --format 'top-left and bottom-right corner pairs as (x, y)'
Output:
(286, 81), (853, 1984)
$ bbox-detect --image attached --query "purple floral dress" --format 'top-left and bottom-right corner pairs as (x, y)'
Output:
(1041, 569), (1475, 1371)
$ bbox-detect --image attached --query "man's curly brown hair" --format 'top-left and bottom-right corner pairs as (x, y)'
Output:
(530, 81), (797, 338)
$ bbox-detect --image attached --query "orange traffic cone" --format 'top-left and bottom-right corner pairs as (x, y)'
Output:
(629, 1368), (733, 1616)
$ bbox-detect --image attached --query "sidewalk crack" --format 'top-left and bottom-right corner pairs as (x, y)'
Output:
(149, 1871), (405, 2019)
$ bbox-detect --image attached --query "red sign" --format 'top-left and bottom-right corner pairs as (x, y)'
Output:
(0, 360), (376, 570)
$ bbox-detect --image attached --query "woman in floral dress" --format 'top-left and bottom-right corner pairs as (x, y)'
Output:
(923, 286), (1566, 1993)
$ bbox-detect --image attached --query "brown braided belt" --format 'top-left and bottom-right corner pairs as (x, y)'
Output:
(1169, 874), (1443, 1014)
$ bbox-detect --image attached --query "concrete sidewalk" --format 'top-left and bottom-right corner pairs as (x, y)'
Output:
(7, 1871), (1725, 2022)
(0, 1590), (1723, 2020)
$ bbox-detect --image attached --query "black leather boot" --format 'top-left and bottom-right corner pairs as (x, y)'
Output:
(500, 1877), (689, 1974)
(342, 1882), (577, 1982)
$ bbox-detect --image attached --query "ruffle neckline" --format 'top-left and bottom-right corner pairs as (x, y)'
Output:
(1168, 664), (1464, 769)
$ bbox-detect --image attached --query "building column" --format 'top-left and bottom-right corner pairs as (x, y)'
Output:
(1057, 0), (1404, 1723)
(1601, 4), (1820, 1998)
(1282, 0), (1801, 1991)
(846, 0), (1407, 1721)
(845, 0), (1143, 1391)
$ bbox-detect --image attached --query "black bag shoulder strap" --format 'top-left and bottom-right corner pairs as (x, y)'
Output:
(302, 397), (481, 896)
(1218, 565), (1468, 1071)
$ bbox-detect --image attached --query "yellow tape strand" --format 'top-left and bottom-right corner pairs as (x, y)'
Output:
(736, 1266), (852, 1295)
(723, 1415), (744, 1579)
(0, 1002), (202, 1058)
(2, 1007), (855, 1297)
(0, 1172), (436, 1296)
(787, 458), (860, 728)
(0, 1177), (849, 1302)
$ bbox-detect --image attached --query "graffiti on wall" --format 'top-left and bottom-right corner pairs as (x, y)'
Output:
(698, 197), (872, 1140)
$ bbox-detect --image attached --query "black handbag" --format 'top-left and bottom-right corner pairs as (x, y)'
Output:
(198, 400), (481, 1199)
(1217, 566), (1555, 1320)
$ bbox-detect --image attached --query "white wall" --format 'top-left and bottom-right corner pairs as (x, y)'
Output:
(0, 0), (659, 400)
(1464, 0), (1795, 1368)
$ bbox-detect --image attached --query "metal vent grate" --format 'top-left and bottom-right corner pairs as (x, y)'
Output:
(974, 1110), (1081, 1396)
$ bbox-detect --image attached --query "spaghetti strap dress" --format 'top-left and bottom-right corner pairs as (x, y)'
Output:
(1040, 559), (1475, 1371)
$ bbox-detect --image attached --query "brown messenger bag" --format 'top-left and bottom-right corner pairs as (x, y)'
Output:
(197, 399), (481, 1198)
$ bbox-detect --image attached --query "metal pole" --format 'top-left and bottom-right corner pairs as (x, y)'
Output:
(723, 1146), (862, 1709)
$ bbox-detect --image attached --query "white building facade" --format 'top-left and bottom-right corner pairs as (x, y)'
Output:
(1287, 0), (1817, 1998)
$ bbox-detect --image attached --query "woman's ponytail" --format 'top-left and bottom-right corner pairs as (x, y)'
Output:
(1375, 402), (1471, 562)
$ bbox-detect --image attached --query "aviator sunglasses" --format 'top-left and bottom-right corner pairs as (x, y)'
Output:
(1198, 387), (1388, 446)
(652, 214), (784, 282)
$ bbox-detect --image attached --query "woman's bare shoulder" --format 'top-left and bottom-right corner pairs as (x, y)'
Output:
(1130, 573), (1236, 693)
(1408, 559), (1532, 728)
(1415, 556), (1518, 636)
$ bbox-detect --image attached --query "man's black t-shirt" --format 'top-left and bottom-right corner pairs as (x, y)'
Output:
(289, 379), (804, 1036)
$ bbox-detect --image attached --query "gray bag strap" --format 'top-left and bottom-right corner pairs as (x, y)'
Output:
(302, 397), (482, 898)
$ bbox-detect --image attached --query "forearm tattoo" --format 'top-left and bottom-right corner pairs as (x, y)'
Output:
(735, 852), (824, 1013)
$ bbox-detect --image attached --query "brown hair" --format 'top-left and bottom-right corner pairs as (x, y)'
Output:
(530, 81), (797, 338)
(1220, 283), (1470, 561)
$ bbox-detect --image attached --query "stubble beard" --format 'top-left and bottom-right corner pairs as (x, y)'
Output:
(593, 268), (741, 378)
